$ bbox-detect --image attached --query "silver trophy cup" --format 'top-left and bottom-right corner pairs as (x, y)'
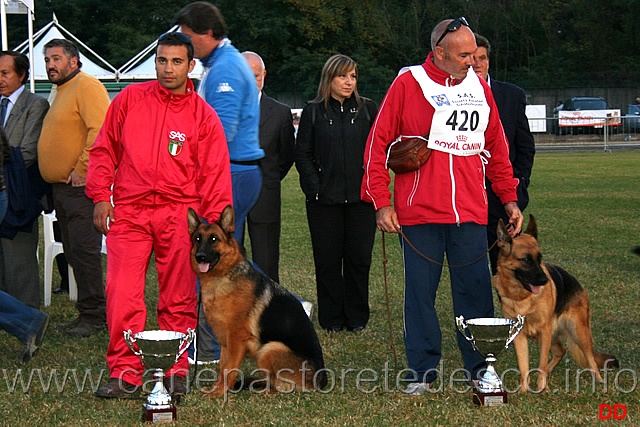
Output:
(456, 315), (525, 405)
(124, 329), (195, 422)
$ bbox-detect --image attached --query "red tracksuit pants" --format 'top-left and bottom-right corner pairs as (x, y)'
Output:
(105, 202), (197, 385)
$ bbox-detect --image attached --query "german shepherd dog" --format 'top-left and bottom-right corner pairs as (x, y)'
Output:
(492, 215), (618, 393)
(187, 206), (327, 397)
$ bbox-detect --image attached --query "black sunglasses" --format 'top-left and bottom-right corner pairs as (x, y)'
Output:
(435, 16), (470, 47)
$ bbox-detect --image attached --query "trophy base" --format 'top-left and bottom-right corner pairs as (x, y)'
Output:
(473, 389), (508, 406)
(143, 403), (176, 423)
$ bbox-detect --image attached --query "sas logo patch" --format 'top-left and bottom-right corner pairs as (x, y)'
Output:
(168, 130), (186, 156)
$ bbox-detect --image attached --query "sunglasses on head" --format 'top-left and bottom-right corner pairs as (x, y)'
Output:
(435, 16), (470, 47)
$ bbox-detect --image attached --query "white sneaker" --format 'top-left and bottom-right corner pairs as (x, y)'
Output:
(301, 301), (314, 319)
(188, 357), (219, 366)
(403, 382), (429, 395)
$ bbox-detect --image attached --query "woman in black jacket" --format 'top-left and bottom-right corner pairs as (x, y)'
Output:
(295, 54), (378, 333)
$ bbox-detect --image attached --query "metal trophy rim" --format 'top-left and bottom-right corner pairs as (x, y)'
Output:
(123, 328), (195, 408)
(455, 315), (525, 394)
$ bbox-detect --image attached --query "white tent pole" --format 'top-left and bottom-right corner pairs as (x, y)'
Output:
(118, 41), (156, 74)
(118, 25), (179, 75)
(13, 18), (51, 51)
(55, 21), (117, 73)
(1, 0), (8, 50)
(28, 8), (34, 92)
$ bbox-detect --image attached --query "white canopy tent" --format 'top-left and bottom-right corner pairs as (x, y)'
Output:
(14, 14), (118, 81)
(117, 25), (204, 81)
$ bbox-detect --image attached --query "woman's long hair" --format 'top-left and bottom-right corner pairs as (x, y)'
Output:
(312, 54), (361, 111)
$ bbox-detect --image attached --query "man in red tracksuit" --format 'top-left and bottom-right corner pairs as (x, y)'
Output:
(361, 17), (523, 395)
(86, 33), (233, 398)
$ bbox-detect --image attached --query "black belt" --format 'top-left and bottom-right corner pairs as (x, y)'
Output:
(231, 159), (261, 166)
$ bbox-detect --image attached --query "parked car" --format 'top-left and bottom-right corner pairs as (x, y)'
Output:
(562, 96), (610, 111)
(556, 97), (619, 135)
(625, 104), (640, 131)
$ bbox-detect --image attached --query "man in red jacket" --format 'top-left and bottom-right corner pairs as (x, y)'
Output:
(361, 17), (523, 395)
(86, 33), (233, 398)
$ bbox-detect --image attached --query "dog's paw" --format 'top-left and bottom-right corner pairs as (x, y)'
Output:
(202, 384), (226, 398)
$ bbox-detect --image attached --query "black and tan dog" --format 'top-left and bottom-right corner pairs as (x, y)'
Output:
(493, 215), (618, 393)
(187, 205), (327, 397)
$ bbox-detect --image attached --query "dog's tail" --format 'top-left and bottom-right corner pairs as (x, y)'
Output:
(632, 246), (640, 256)
(566, 336), (619, 370)
(594, 352), (620, 369)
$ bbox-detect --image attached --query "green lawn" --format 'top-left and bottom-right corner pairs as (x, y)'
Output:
(1, 151), (638, 425)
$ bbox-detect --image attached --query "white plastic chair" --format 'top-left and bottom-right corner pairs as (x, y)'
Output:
(42, 211), (77, 307)
(41, 211), (107, 307)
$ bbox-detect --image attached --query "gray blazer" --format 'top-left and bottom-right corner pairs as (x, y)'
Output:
(3, 88), (49, 167)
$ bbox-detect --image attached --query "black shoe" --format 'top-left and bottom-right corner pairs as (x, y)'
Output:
(163, 375), (187, 396)
(66, 321), (106, 337)
(21, 314), (49, 363)
(95, 378), (139, 398)
(324, 326), (343, 333)
(347, 325), (366, 333)
(52, 287), (68, 295)
(59, 316), (82, 330)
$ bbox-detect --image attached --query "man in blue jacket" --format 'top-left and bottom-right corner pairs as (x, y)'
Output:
(174, 2), (264, 365)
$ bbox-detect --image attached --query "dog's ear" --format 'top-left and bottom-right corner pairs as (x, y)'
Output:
(496, 219), (512, 253)
(187, 208), (201, 235)
(218, 205), (236, 234)
(524, 214), (538, 240)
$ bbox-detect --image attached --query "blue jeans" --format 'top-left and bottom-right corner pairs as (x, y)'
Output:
(401, 222), (494, 384)
(0, 289), (47, 344)
(231, 166), (262, 242)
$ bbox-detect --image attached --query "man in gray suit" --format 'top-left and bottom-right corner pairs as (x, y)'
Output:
(0, 51), (50, 308)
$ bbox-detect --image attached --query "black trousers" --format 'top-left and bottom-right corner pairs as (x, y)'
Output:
(52, 183), (106, 324)
(305, 201), (376, 329)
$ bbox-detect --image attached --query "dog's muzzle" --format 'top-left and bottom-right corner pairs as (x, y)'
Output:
(515, 269), (548, 295)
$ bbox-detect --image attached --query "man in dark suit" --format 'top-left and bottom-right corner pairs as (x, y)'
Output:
(241, 51), (295, 283)
(474, 34), (535, 274)
(0, 51), (49, 308)
(241, 51), (313, 317)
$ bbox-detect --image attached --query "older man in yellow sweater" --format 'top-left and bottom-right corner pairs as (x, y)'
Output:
(38, 39), (110, 337)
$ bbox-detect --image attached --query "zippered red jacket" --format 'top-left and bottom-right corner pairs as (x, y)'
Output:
(86, 79), (232, 222)
(361, 53), (519, 226)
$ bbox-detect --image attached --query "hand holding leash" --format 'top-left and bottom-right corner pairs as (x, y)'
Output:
(503, 202), (523, 237)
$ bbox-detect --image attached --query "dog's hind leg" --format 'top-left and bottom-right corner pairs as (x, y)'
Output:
(565, 320), (605, 382)
(257, 342), (310, 393)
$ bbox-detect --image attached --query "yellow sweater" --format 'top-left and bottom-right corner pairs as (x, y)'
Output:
(38, 71), (110, 183)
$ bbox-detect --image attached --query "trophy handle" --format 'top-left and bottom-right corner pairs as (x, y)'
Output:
(124, 330), (143, 357)
(455, 316), (476, 347)
(174, 328), (196, 364)
(505, 314), (525, 347)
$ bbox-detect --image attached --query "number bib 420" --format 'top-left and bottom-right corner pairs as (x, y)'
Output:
(410, 66), (489, 156)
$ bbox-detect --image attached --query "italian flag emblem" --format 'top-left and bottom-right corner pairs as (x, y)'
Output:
(168, 139), (183, 156)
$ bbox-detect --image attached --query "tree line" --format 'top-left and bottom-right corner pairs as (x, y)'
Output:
(6, 0), (640, 104)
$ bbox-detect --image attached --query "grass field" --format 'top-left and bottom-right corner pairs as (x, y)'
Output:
(1, 151), (638, 425)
